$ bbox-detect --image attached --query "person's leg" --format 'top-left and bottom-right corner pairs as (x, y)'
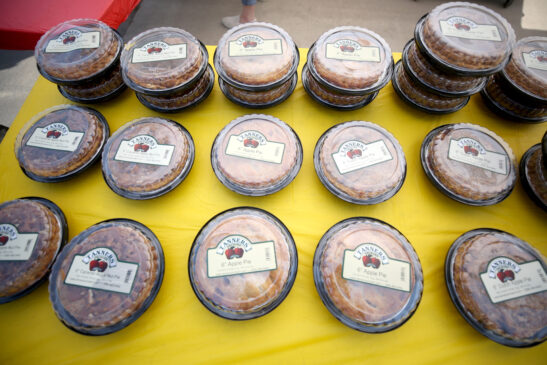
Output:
(222, 0), (257, 29)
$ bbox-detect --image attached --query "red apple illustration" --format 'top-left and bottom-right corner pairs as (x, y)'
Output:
(233, 247), (244, 258)
(470, 148), (479, 156)
(63, 36), (76, 44)
(371, 257), (381, 269)
(464, 145), (472, 154)
(455, 23), (470, 31)
(98, 260), (108, 272)
(504, 270), (515, 281)
(134, 143), (142, 151)
(243, 41), (257, 48)
(538, 56), (547, 62)
(54, 131), (62, 138)
(347, 150), (355, 159)
(244, 139), (259, 148)
(141, 144), (150, 152)
(362, 255), (371, 267)
(89, 259), (100, 271)
(352, 149), (362, 157)
(0, 235), (8, 246)
(47, 130), (57, 138)
(225, 247), (235, 259)
(340, 45), (355, 52)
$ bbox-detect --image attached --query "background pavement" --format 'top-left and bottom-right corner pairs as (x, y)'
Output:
(1, 0), (546, 131)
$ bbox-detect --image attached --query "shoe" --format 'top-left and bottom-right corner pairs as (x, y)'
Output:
(221, 15), (257, 29)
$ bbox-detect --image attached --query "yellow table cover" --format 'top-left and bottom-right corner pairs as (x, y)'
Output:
(0, 47), (545, 364)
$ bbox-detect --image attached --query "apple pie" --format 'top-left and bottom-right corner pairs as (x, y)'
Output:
(520, 143), (547, 210)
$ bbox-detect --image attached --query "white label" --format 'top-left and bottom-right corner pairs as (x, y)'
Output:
(225, 130), (285, 164)
(228, 35), (282, 57)
(64, 248), (139, 295)
(207, 235), (277, 278)
(132, 42), (187, 63)
(332, 140), (392, 174)
(25, 123), (84, 152)
(522, 51), (547, 71)
(0, 224), (38, 261)
(114, 135), (174, 166)
(448, 138), (508, 175)
(439, 17), (501, 41)
(480, 259), (547, 304)
(45, 30), (101, 53)
(325, 40), (381, 62)
(342, 243), (411, 292)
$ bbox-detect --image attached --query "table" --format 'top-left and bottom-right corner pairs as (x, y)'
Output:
(0, 48), (545, 364)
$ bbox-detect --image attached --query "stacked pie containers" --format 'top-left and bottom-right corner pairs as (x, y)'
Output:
(121, 27), (213, 113)
(392, 2), (515, 114)
(35, 19), (126, 103)
(303, 26), (393, 110)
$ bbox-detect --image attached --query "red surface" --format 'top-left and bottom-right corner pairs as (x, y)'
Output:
(0, 0), (140, 50)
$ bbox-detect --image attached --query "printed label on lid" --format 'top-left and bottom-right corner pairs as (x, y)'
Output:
(45, 30), (101, 53)
(207, 235), (277, 278)
(132, 42), (187, 63)
(225, 130), (285, 164)
(342, 243), (411, 292)
(448, 138), (508, 175)
(522, 50), (547, 71)
(229, 35), (283, 57)
(439, 17), (502, 41)
(64, 247), (139, 295)
(25, 122), (84, 152)
(480, 257), (547, 304)
(332, 139), (393, 174)
(325, 40), (381, 62)
(0, 224), (39, 261)
(114, 135), (175, 166)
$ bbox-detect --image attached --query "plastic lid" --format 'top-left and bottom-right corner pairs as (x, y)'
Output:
(445, 228), (547, 347)
(215, 22), (299, 90)
(211, 114), (302, 196)
(543, 131), (547, 169)
(0, 198), (67, 303)
(314, 121), (406, 204)
(102, 117), (194, 199)
(420, 123), (517, 205)
(188, 207), (297, 320)
(121, 27), (207, 94)
(15, 105), (109, 182)
(519, 144), (547, 211)
(35, 19), (122, 84)
(502, 36), (547, 102)
(313, 217), (423, 333)
(415, 2), (515, 75)
(49, 219), (164, 335)
(308, 26), (393, 94)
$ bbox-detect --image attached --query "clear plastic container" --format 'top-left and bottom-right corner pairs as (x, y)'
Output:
(519, 144), (547, 211)
(15, 105), (109, 182)
(307, 26), (393, 94)
(445, 228), (547, 347)
(211, 114), (302, 196)
(420, 123), (517, 205)
(392, 61), (469, 114)
(0, 197), (67, 303)
(188, 207), (297, 320)
(314, 121), (406, 204)
(415, 2), (515, 76)
(102, 117), (195, 200)
(313, 217), (423, 333)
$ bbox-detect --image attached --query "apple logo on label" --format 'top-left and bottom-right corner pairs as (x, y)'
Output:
(243, 138), (259, 148)
(346, 149), (362, 159)
(496, 269), (515, 283)
(362, 255), (381, 269)
(454, 23), (470, 31)
(243, 41), (258, 48)
(463, 145), (479, 156)
(340, 45), (355, 53)
(147, 47), (162, 54)
(0, 235), (8, 246)
(46, 130), (62, 139)
(225, 247), (244, 259)
(133, 144), (150, 152)
(63, 36), (76, 44)
(89, 259), (108, 272)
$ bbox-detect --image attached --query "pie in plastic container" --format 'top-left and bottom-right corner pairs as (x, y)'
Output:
(520, 143), (547, 211)
(49, 219), (164, 335)
(188, 207), (297, 320)
(313, 217), (423, 332)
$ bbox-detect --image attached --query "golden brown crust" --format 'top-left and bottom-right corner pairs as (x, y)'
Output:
(484, 75), (546, 119)
(305, 67), (369, 106)
(223, 76), (292, 104)
(59, 62), (124, 99)
(524, 146), (547, 205)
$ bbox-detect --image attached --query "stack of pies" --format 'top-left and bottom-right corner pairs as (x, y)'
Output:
(303, 26), (393, 110)
(446, 228), (547, 347)
(393, 2), (515, 113)
(215, 22), (299, 108)
(481, 37), (547, 123)
(102, 117), (195, 199)
(188, 207), (297, 320)
(519, 132), (547, 210)
(15, 105), (109, 182)
(0, 198), (66, 303)
(420, 123), (517, 205)
(313, 217), (423, 332)
(49, 219), (164, 335)
(121, 27), (213, 112)
(35, 19), (125, 103)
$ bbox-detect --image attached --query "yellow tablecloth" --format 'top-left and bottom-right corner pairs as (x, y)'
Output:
(0, 47), (545, 364)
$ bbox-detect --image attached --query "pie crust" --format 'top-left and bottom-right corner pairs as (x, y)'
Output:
(49, 219), (164, 335)
(102, 117), (194, 199)
(314, 217), (423, 332)
(0, 198), (65, 303)
(220, 74), (294, 106)
(188, 207), (297, 320)
(520, 144), (547, 210)
(58, 62), (125, 102)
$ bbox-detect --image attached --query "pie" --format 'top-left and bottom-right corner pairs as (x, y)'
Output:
(0, 198), (64, 303)
(102, 117), (194, 199)
(418, 2), (515, 72)
(188, 207), (297, 319)
(16, 105), (108, 181)
(520, 144), (547, 209)
(220, 74), (294, 106)
(35, 19), (121, 83)
(58, 62), (125, 102)
(314, 217), (423, 332)
(422, 123), (516, 204)
(315, 121), (406, 204)
(49, 219), (163, 334)
(447, 229), (547, 346)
